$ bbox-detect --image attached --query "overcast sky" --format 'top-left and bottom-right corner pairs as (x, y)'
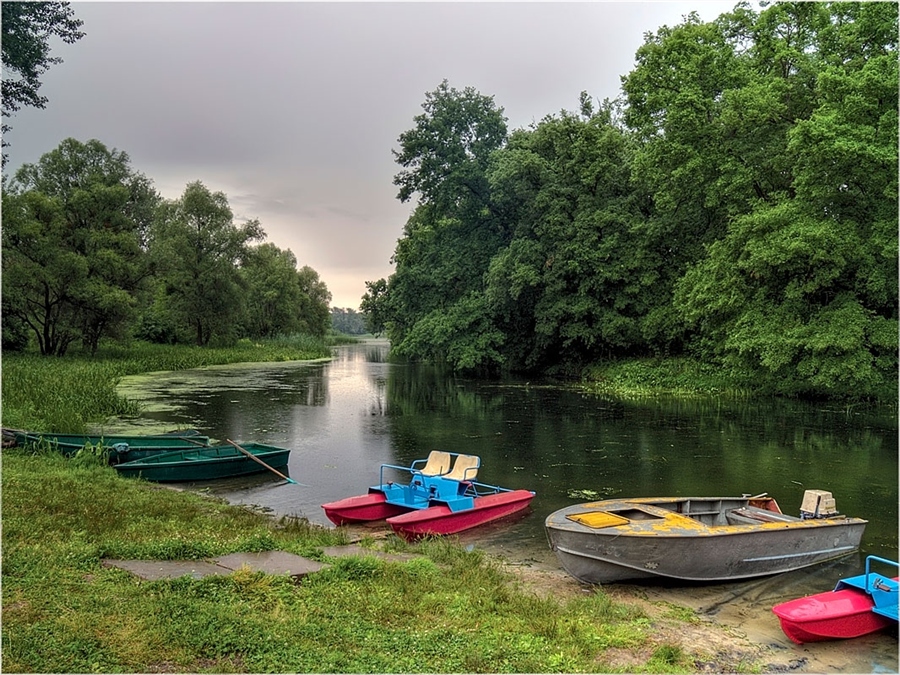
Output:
(4, 1), (740, 309)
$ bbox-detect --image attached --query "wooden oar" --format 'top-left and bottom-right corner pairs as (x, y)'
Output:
(226, 439), (299, 485)
(180, 435), (211, 447)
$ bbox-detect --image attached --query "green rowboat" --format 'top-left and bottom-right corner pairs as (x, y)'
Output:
(113, 442), (291, 482)
(8, 429), (210, 461)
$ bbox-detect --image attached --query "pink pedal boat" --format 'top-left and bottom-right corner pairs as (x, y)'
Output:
(772, 556), (898, 643)
(321, 451), (535, 541)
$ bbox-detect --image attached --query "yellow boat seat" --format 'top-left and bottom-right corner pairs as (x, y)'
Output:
(445, 454), (480, 481)
(419, 451), (452, 476)
(567, 511), (631, 529)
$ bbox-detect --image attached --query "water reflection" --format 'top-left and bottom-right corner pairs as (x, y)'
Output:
(113, 340), (898, 561)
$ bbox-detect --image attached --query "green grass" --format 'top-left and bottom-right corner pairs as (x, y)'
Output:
(1, 337), (332, 432)
(1, 449), (691, 673)
(583, 357), (755, 399)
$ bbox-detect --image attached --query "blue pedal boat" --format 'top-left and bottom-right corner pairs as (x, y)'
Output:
(321, 451), (535, 540)
(773, 555), (898, 643)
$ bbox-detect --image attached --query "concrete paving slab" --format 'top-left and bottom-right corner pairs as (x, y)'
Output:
(103, 559), (230, 580)
(213, 551), (328, 581)
(321, 545), (418, 562)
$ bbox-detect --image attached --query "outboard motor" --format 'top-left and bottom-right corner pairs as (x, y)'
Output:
(800, 489), (839, 520)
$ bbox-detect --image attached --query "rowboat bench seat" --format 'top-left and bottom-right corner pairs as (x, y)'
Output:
(727, 506), (800, 525)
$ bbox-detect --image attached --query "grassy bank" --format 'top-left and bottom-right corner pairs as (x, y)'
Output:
(1, 339), (770, 672)
(582, 357), (753, 399)
(583, 356), (898, 403)
(1, 336), (334, 432)
(1, 449), (730, 673)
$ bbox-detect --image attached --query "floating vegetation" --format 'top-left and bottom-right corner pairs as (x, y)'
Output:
(567, 487), (620, 500)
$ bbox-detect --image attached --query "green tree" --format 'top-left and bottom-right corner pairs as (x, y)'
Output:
(668, 2), (898, 397)
(241, 243), (306, 339)
(393, 79), (508, 221)
(1, 1), (84, 165)
(331, 307), (367, 335)
(375, 81), (509, 370)
(360, 278), (389, 335)
(240, 244), (331, 339)
(151, 181), (263, 346)
(3, 138), (159, 355)
(294, 265), (331, 338)
(485, 103), (651, 372)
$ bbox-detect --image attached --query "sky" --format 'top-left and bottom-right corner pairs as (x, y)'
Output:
(3, 1), (739, 310)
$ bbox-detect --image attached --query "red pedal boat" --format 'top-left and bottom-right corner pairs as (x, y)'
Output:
(772, 556), (898, 643)
(322, 451), (535, 540)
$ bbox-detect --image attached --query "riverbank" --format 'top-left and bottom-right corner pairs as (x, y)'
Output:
(582, 356), (899, 404)
(3, 448), (788, 673)
(0, 337), (334, 432)
(3, 341), (894, 672)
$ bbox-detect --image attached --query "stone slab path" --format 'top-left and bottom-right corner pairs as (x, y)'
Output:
(102, 545), (418, 582)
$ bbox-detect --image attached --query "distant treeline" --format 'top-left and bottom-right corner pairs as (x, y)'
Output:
(331, 307), (367, 335)
(361, 2), (898, 400)
(2, 139), (332, 354)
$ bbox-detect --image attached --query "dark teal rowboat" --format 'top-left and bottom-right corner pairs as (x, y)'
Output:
(113, 442), (291, 482)
(8, 429), (210, 461)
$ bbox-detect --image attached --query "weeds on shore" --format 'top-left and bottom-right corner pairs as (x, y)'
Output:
(583, 357), (754, 399)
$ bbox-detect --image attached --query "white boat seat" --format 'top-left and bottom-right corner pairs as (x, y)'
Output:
(445, 454), (480, 482)
(418, 451), (452, 476)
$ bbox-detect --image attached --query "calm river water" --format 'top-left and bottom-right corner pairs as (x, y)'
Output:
(111, 339), (898, 672)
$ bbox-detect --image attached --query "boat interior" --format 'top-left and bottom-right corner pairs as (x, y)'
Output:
(570, 496), (813, 529)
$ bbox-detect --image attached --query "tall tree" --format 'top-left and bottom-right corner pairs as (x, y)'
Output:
(373, 81), (509, 369)
(485, 103), (651, 372)
(241, 243), (306, 339)
(241, 244), (331, 339)
(669, 2), (898, 397)
(3, 138), (159, 355)
(151, 181), (263, 346)
(294, 265), (331, 338)
(1, 2), (84, 165)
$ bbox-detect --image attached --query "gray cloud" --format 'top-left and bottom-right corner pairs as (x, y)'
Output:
(4, 1), (738, 308)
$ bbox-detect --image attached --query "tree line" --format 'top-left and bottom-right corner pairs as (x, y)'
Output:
(362, 2), (898, 399)
(2, 138), (332, 354)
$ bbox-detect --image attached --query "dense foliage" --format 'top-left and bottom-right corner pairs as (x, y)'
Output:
(363, 2), (898, 400)
(1, 1), (84, 165)
(3, 140), (332, 353)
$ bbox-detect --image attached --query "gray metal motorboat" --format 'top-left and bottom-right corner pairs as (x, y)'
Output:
(545, 491), (867, 584)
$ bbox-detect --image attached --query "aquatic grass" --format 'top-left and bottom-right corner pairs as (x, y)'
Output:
(583, 357), (757, 400)
(1, 338), (332, 432)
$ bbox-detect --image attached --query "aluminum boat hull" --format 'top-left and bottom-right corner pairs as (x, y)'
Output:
(545, 496), (867, 584)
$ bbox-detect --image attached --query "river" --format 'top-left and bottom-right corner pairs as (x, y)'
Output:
(110, 339), (898, 672)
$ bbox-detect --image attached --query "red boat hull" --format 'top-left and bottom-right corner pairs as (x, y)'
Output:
(321, 492), (409, 525)
(386, 489), (535, 540)
(773, 585), (895, 644)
